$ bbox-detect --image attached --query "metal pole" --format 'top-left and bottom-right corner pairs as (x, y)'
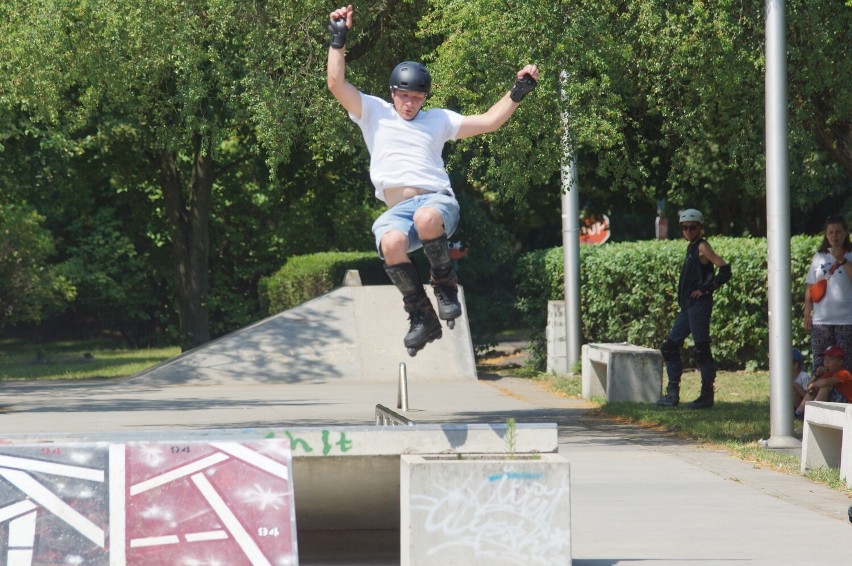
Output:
(765, 0), (799, 449)
(560, 70), (582, 370)
(397, 362), (409, 412)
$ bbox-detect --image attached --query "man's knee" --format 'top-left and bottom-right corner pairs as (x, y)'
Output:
(693, 341), (714, 365)
(413, 206), (445, 238)
(380, 230), (409, 262)
(660, 340), (681, 362)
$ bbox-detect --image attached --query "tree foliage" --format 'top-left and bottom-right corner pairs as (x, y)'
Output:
(0, 204), (74, 328)
(424, 0), (850, 231)
(0, 0), (849, 349)
(0, 0), (360, 348)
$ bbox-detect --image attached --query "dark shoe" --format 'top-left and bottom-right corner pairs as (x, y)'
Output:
(685, 392), (715, 409)
(431, 267), (462, 326)
(656, 393), (679, 407)
(794, 410), (804, 421)
(404, 296), (442, 356)
(656, 384), (680, 407)
(432, 281), (462, 325)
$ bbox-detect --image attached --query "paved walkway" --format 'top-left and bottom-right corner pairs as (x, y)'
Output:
(1, 349), (851, 564)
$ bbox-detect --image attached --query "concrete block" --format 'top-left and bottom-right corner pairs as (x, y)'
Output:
(401, 453), (571, 566)
(801, 401), (852, 488)
(546, 301), (570, 375)
(582, 343), (663, 402)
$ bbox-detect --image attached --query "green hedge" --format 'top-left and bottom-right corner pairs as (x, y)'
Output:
(258, 251), (432, 313)
(257, 191), (519, 354)
(517, 235), (820, 370)
(261, 251), (377, 313)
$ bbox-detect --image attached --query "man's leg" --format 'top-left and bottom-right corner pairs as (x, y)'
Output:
(413, 201), (462, 328)
(685, 299), (716, 409)
(657, 310), (689, 407)
(685, 341), (717, 409)
(383, 261), (442, 356)
(373, 203), (442, 356)
(422, 235), (462, 327)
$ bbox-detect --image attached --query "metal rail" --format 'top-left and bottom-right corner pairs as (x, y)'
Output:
(375, 404), (415, 426)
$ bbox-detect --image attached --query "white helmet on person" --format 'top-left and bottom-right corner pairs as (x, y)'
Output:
(679, 209), (704, 225)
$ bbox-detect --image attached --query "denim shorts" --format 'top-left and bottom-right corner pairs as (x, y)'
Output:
(371, 192), (460, 257)
(829, 388), (851, 403)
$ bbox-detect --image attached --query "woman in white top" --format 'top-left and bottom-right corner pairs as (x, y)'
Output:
(803, 215), (852, 371)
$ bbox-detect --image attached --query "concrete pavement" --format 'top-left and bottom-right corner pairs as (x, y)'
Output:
(1, 279), (850, 565)
(1, 368), (851, 564)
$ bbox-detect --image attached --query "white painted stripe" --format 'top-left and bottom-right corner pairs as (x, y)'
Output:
(109, 444), (126, 566)
(0, 469), (104, 547)
(0, 500), (37, 523)
(9, 511), (37, 547)
(130, 452), (229, 495)
(0, 455), (104, 482)
(211, 442), (290, 480)
(185, 530), (229, 542)
(191, 473), (271, 566)
(8, 549), (34, 566)
(129, 535), (180, 547)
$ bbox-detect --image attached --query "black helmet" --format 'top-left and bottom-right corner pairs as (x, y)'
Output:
(389, 61), (431, 94)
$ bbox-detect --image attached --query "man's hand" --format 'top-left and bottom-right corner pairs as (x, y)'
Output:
(510, 65), (539, 103)
(328, 5), (354, 49)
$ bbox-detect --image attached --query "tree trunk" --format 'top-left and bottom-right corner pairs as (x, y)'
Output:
(158, 133), (214, 350)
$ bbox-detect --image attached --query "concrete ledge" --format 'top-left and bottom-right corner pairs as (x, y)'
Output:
(581, 343), (663, 402)
(801, 401), (852, 487)
(0, 423), (558, 531)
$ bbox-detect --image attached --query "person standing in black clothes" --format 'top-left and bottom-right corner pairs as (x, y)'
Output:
(656, 209), (732, 409)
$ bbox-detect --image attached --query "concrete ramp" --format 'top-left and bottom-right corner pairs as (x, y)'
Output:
(133, 285), (477, 385)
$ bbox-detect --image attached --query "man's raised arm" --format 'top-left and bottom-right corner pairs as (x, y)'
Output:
(456, 64), (539, 140)
(326, 5), (362, 119)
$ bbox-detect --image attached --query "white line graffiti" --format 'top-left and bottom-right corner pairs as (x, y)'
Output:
(411, 471), (571, 565)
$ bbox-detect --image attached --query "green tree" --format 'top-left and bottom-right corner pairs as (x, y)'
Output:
(0, 0), (435, 348)
(423, 0), (851, 233)
(0, 1), (329, 348)
(0, 204), (75, 328)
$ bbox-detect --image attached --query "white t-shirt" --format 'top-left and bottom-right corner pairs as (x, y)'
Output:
(806, 251), (852, 326)
(350, 93), (464, 204)
(794, 369), (810, 390)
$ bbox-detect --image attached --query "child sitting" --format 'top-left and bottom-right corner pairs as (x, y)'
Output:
(792, 348), (810, 409)
(795, 345), (852, 420)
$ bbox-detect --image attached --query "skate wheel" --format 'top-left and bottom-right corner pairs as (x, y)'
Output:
(447, 319), (455, 330)
(407, 347), (419, 357)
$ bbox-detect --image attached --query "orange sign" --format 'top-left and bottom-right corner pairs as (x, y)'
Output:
(579, 214), (611, 245)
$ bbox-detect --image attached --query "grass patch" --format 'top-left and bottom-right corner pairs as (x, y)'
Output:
(0, 337), (179, 381)
(600, 371), (773, 443)
(538, 368), (851, 494)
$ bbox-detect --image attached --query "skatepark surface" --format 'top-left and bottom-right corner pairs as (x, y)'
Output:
(1, 286), (851, 564)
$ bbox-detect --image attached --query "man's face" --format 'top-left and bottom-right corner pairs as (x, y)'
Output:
(391, 88), (426, 121)
(680, 222), (702, 242)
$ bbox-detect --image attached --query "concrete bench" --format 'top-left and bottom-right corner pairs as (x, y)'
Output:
(582, 342), (663, 402)
(800, 401), (852, 487)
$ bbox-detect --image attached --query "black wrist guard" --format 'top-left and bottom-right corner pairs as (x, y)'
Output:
(712, 264), (731, 289)
(328, 18), (347, 49)
(510, 74), (537, 102)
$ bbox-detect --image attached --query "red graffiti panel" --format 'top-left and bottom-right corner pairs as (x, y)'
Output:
(124, 439), (297, 565)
